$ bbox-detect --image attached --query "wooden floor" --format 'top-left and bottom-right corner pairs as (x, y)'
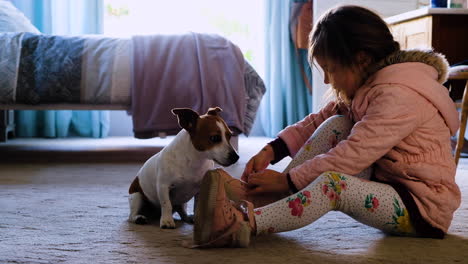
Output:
(0, 136), (467, 264)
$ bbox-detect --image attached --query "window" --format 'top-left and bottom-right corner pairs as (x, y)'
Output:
(103, 0), (265, 76)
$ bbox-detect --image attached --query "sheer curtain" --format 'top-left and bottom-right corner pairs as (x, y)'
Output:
(256, 0), (312, 137)
(11, 0), (109, 138)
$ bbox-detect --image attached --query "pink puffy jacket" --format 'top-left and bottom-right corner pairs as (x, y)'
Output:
(278, 50), (461, 233)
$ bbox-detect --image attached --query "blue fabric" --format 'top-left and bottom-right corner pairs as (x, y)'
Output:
(17, 33), (85, 104)
(258, 0), (312, 137)
(11, 0), (109, 138)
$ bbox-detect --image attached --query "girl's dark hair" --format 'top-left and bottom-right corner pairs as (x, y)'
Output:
(308, 5), (400, 69)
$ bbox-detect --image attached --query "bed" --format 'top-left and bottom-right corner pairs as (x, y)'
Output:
(0, 1), (265, 144)
(0, 31), (266, 143)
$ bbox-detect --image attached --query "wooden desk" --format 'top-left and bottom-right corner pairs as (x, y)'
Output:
(386, 8), (468, 99)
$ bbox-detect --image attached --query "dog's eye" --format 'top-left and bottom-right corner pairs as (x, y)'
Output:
(209, 135), (222, 143)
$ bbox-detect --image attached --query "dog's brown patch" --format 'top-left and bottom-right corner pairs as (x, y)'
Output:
(207, 107), (222, 116)
(129, 176), (143, 194)
(129, 176), (150, 202)
(191, 114), (232, 151)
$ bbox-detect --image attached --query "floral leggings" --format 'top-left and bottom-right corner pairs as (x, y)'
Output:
(254, 115), (417, 236)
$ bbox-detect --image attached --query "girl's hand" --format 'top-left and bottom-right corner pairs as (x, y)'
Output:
(246, 169), (289, 195)
(241, 144), (275, 182)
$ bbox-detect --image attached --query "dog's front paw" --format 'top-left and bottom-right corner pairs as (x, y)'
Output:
(160, 216), (176, 229)
(130, 215), (148, 225)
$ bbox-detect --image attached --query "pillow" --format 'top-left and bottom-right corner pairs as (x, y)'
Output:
(0, 0), (40, 33)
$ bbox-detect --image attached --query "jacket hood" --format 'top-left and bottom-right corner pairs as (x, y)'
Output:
(365, 49), (459, 135)
(367, 49), (449, 83)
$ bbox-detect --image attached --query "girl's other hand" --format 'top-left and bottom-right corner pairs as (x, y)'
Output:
(241, 144), (275, 182)
(246, 169), (289, 195)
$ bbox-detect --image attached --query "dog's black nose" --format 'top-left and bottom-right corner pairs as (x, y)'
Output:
(229, 151), (239, 163)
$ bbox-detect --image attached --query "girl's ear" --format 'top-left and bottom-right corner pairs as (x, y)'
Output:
(356, 51), (372, 67)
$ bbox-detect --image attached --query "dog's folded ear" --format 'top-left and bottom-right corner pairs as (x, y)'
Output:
(207, 107), (223, 116)
(172, 108), (200, 132)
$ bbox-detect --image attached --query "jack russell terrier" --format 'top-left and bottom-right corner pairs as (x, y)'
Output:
(128, 107), (239, 228)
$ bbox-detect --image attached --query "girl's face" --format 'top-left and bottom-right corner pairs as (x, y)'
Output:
(315, 56), (364, 100)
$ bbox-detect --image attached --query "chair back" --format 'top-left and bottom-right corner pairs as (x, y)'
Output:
(451, 65), (468, 165)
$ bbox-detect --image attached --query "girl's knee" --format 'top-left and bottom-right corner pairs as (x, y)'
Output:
(315, 116), (354, 144)
(323, 115), (353, 128)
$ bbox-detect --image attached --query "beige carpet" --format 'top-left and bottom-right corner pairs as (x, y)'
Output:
(1, 136), (467, 264)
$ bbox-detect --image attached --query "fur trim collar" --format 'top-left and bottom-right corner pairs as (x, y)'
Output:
(367, 49), (450, 84)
